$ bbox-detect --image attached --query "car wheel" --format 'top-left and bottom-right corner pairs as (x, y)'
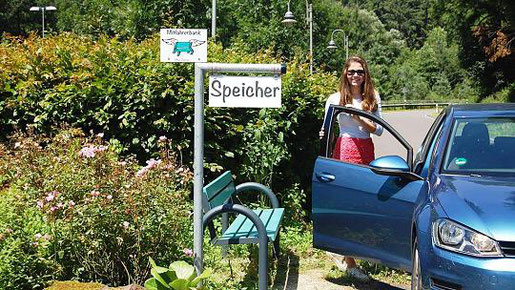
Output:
(411, 237), (423, 290)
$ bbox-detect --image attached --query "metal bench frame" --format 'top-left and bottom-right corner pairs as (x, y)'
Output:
(201, 171), (284, 290)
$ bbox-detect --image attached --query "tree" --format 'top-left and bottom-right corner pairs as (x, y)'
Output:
(434, 0), (514, 100)
(54, 0), (210, 40)
(0, 0), (58, 37)
(360, 0), (428, 48)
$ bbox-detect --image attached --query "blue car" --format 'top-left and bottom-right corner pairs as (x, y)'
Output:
(313, 104), (515, 289)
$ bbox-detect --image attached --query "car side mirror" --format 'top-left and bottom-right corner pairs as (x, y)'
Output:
(369, 155), (422, 181)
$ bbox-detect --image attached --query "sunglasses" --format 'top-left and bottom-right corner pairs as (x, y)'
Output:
(346, 69), (365, 76)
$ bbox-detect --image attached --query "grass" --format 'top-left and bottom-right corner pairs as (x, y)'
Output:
(203, 224), (411, 289)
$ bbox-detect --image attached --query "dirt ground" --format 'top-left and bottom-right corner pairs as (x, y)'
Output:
(271, 251), (411, 290)
(280, 269), (410, 290)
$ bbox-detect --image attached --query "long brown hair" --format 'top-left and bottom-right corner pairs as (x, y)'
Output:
(338, 56), (377, 112)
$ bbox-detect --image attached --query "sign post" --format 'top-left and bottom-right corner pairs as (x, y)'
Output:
(193, 63), (286, 277)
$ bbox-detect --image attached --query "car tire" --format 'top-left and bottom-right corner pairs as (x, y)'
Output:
(411, 237), (423, 290)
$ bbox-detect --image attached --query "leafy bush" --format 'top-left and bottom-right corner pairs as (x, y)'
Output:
(0, 128), (193, 288)
(0, 33), (337, 221)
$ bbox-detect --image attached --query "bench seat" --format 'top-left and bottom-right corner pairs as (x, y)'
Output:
(216, 208), (284, 245)
(202, 171), (285, 290)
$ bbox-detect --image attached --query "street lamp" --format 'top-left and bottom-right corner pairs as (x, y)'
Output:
(211, 0), (217, 38)
(282, 0), (313, 75)
(29, 5), (57, 38)
(327, 29), (349, 61)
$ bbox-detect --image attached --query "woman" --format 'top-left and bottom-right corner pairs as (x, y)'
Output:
(320, 55), (383, 281)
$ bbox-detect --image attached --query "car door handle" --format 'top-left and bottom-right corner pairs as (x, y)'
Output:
(315, 172), (336, 182)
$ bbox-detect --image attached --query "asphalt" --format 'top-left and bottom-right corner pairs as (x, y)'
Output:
(372, 109), (437, 159)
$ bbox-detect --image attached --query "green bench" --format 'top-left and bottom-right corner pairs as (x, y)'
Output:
(202, 171), (284, 290)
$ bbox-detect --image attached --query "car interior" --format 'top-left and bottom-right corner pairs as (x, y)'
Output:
(446, 122), (515, 171)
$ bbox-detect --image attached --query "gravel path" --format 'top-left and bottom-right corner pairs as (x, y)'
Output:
(290, 270), (409, 290)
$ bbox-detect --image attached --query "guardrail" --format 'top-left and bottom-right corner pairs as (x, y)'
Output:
(382, 101), (468, 109)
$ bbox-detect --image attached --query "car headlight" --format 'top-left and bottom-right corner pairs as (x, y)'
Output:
(432, 219), (502, 257)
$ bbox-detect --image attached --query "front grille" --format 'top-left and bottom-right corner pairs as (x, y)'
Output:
(499, 241), (515, 257)
(431, 278), (462, 290)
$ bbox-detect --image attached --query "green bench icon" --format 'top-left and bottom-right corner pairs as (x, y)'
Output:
(174, 42), (194, 55)
(162, 38), (206, 56)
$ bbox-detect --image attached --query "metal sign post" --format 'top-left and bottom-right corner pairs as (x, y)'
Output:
(193, 63), (286, 276)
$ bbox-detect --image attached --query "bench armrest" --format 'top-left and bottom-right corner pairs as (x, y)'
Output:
(234, 182), (280, 208)
(202, 204), (268, 243)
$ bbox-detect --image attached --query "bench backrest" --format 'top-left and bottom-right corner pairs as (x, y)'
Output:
(203, 171), (235, 211)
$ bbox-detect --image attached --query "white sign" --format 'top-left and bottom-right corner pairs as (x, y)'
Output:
(209, 75), (282, 108)
(160, 29), (207, 63)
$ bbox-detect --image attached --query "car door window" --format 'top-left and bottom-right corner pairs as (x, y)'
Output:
(414, 111), (446, 175)
(321, 105), (414, 169)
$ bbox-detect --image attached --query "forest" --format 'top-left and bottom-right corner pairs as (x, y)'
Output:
(1, 0), (513, 102)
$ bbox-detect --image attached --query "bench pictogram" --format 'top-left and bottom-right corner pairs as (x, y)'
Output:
(162, 38), (206, 56)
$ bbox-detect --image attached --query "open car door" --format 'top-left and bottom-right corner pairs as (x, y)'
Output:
(312, 105), (427, 271)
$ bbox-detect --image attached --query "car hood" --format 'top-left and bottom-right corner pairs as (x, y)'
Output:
(434, 175), (515, 242)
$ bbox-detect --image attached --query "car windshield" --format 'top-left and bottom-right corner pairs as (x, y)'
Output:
(443, 117), (515, 176)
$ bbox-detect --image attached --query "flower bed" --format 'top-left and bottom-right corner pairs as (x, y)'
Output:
(0, 128), (193, 288)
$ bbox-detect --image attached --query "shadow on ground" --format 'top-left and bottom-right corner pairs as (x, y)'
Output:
(273, 252), (300, 289)
(326, 276), (408, 290)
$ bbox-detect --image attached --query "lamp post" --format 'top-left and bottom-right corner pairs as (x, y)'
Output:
(327, 29), (349, 61)
(211, 0), (216, 38)
(29, 6), (57, 38)
(282, 0), (313, 75)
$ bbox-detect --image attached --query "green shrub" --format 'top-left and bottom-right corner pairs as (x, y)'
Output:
(0, 128), (193, 288)
(479, 83), (514, 103)
(0, 33), (337, 223)
(0, 188), (59, 289)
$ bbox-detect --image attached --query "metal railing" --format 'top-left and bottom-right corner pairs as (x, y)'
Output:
(382, 100), (468, 109)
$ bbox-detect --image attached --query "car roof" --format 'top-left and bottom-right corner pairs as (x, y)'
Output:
(447, 103), (515, 118)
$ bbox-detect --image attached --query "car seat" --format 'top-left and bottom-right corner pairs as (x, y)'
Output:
(494, 136), (515, 169)
(456, 123), (491, 169)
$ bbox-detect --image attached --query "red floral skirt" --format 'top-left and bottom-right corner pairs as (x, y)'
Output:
(332, 137), (375, 165)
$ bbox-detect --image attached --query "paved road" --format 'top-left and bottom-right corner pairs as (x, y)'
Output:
(372, 109), (437, 159)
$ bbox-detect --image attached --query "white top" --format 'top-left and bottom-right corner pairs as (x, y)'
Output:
(323, 92), (384, 138)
